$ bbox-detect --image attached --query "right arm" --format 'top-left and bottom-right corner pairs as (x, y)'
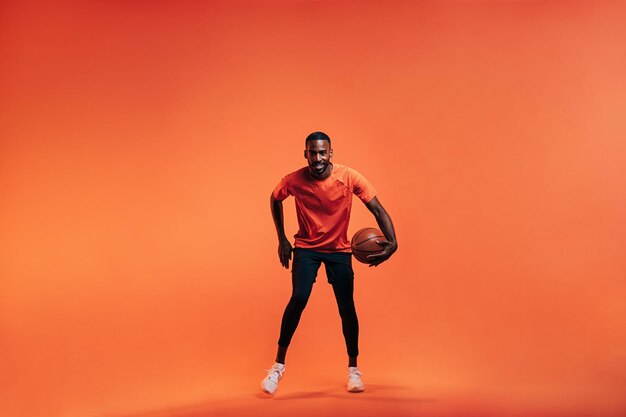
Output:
(270, 193), (293, 269)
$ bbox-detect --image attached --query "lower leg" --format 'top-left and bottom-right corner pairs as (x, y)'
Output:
(331, 279), (360, 363)
(276, 267), (316, 365)
(349, 356), (357, 367)
(276, 293), (310, 360)
(276, 345), (288, 364)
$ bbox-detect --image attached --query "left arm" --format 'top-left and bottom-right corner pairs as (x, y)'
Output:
(364, 196), (398, 267)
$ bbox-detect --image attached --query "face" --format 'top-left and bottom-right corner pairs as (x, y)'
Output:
(304, 139), (333, 178)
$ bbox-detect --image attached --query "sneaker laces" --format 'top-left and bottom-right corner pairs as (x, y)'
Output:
(265, 365), (284, 383)
(348, 368), (363, 380)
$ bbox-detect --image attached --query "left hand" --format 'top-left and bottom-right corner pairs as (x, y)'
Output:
(366, 240), (398, 267)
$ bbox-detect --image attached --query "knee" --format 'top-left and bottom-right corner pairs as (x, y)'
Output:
(338, 303), (357, 318)
(290, 293), (310, 309)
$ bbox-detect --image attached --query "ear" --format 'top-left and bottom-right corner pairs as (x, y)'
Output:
(330, 149), (333, 159)
(303, 150), (307, 159)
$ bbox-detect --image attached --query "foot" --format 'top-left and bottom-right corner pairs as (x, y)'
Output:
(347, 366), (365, 392)
(261, 362), (285, 395)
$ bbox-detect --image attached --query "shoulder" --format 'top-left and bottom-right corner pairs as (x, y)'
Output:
(333, 164), (367, 181)
(331, 163), (350, 177)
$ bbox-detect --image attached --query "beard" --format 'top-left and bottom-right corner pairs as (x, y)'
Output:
(309, 160), (329, 176)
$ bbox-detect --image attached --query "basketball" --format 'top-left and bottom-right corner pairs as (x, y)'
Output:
(351, 227), (388, 264)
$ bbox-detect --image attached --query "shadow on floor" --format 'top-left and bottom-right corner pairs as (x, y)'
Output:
(104, 384), (436, 417)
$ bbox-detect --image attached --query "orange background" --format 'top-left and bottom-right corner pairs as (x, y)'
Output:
(1, 1), (625, 417)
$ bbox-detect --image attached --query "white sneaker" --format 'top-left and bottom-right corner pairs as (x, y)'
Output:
(261, 362), (285, 395)
(347, 367), (365, 392)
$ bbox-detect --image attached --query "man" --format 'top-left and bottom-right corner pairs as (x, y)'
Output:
(261, 131), (398, 395)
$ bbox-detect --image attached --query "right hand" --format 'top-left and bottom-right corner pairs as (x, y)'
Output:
(278, 238), (293, 269)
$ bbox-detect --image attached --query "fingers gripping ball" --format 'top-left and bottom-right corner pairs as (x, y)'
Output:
(351, 227), (388, 264)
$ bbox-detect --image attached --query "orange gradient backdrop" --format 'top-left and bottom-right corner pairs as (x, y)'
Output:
(1, 1), (625, 417)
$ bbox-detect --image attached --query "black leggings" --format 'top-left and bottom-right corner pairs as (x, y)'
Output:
(278, 248), (359, 357)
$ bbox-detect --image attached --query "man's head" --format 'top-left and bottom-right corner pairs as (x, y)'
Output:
(304, 131), (333, 179)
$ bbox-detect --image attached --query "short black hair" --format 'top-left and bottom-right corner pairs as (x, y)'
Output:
(305, 131), (331, 146)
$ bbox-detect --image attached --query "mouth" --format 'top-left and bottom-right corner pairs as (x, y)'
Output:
(313, 163), (325, 171)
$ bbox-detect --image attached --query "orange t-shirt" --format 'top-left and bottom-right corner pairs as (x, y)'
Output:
(272, 163), (377, 252)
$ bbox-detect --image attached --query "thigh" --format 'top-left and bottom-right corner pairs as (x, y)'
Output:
(323, 252), (354, 284)
(291, 248), (322, 298)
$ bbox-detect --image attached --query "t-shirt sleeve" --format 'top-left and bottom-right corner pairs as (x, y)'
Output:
(272, 176), (292, 201)
(350, 169), (377, 204)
